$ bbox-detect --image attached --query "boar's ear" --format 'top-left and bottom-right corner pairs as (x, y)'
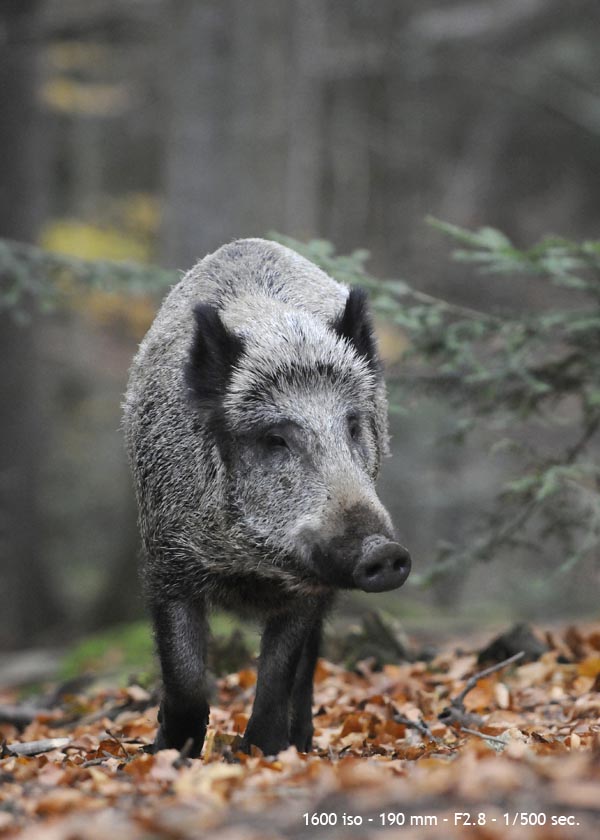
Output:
(185, 304), (244, 409)
(332, 287), (380, 374)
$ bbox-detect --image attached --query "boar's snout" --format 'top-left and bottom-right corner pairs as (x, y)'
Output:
(353, 536), (411, 593)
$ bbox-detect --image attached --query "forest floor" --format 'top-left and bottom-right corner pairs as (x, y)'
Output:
(1, 622), (600, 839)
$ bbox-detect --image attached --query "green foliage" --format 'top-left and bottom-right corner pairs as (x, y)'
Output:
(0, 238), (175, 322)
(3, 223), (599, 590)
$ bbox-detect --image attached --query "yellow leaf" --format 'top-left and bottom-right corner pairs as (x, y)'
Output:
(578, 655), (600, 678)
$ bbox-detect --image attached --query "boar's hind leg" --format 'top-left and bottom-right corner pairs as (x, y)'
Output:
(151, 600), (209, 757)
(241, 611), (314, 756)
(289, 617), (322, 752)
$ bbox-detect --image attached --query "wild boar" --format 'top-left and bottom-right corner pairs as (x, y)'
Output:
(123, 239), (410, 756)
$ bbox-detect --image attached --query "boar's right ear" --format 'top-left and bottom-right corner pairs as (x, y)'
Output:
(185, 304), (244, 409)
(332, 287), (381, 375)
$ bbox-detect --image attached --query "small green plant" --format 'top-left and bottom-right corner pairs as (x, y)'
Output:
(60, 620), (156, 683)
(60, 615), (259, 682)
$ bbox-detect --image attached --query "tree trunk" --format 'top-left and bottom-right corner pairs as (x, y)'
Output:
(283, 0), (326, 239)
(0, 0), (60, 649)
(160, 0), (236, 268)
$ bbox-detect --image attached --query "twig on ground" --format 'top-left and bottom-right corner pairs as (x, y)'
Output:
(81, 757), (108, 768)
(460, 727), (509, 745)
(438, 650), (525, 731)
(394, 713), (443, 745)
(105, 728), (130, 761)
(454, 651), (525, 709)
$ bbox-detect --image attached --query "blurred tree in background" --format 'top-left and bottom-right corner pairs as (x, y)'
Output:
(1, 0), (599, 650)
(0, 0), (62, 648)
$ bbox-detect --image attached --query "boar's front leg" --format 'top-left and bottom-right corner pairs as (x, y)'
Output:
(289, 617), (323, 752)
(241, 610), (315, 756)
(151, 599), (210, 758)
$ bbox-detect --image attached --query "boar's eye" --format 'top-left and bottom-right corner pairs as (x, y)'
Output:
(347, 413), (361, 441)
(263, 432), (290, 452)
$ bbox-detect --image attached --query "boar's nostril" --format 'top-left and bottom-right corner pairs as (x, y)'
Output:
(353, 537), (411, 593)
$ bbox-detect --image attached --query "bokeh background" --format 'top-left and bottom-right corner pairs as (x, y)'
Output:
(2, 0), (600, 672)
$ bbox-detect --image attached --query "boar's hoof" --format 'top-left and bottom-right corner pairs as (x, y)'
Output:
(353, 537), (411, 593)
(152, 725), (205, 758)
(240, 724), (290, 757)
(290, 717), (314, 753)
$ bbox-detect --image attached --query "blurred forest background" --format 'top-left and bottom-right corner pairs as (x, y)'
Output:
(1, 0), (600, 667)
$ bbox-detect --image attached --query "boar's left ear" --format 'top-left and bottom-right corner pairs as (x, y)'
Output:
(332, 287), (381, 374)
(185, 304), (244, 409)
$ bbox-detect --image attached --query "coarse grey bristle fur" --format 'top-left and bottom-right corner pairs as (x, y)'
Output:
(122, 238), (391, 614)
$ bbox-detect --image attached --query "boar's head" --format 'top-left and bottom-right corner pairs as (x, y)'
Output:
(185, 287), (411, 594)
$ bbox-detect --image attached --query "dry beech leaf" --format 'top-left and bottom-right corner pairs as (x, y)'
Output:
(462, 677), (496, 712)
(494, 681), (510, 709)
(236, 669), (257, 689)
